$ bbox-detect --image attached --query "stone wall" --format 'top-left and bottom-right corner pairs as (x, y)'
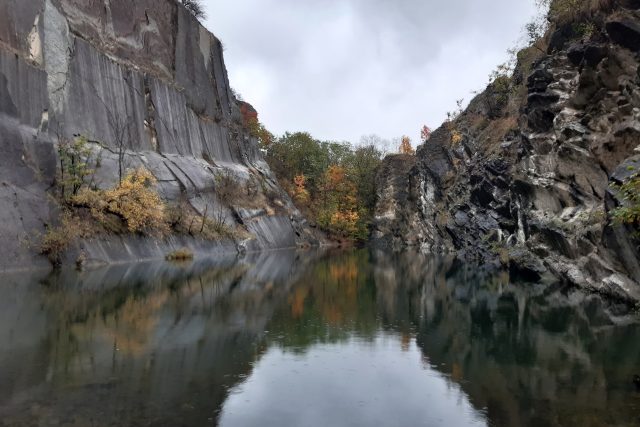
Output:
(0, 0), (319, 271)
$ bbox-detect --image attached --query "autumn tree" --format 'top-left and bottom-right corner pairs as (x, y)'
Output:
(239, 101), (274, 147)
(316, 165), (362, 238)
(399, 136), (415, 155)
(420, 125), (432, 143)
(293, 174), (310, 205)
(263, 131), (383, 241)
(344, 144), (383, 214)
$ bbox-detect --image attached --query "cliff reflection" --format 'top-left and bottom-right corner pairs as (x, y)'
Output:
(0, 250), (638, 427)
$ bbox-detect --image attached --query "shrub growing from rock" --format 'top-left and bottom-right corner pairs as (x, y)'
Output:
(611, 173), (640, 228)
(73, 167), (169, 235)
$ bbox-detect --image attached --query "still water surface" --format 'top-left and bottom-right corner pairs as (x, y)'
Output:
(1, 250), (639, 426)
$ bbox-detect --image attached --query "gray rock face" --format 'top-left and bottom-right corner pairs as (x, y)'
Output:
(374, 4), (640, 302)
(0, 0), (319, 271)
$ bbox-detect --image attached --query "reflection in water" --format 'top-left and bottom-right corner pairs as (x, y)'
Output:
(0, 250), (639, 426)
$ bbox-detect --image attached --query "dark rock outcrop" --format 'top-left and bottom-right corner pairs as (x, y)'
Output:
(0, 0), (319, 271)
(374, 2), (640, 302)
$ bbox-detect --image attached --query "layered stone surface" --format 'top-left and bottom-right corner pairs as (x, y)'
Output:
(373, 2), (640, 302)
(0, 0), (318, 270)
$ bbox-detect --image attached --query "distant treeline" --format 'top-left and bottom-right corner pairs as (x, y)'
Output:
(264, 132), (384, 241)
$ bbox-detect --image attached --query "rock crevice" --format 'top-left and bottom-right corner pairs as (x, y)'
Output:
(373, 2), (640, 302)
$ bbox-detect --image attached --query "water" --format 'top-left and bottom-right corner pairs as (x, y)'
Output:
(1, 249), (639, 427)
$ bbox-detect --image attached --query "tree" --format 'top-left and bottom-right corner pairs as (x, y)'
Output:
(105, 105), (132, 185)
(316, 165), (361, 238)
(180, 0), (206, 20)
(262, 131), (383, 241)
(56, 135), (93, 200)
(360, 134), (391, 155)
(420, 125), (432, 143)
(399, 136), (415, 155)
(293, 174), (310, 205)
(344, 144), (383, 214)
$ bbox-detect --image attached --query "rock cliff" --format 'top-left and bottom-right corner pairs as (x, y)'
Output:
(373, 0), (640, 302)
(0, 0), (318, 271)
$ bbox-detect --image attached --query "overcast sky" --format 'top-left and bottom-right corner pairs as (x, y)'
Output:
(204, 1), (538, 146)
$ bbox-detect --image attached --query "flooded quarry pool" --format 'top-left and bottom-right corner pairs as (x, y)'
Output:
(1, 250), (639, 426)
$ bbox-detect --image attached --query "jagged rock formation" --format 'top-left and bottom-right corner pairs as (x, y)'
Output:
(373, 0), (640, 302)
(0, 0), (319, 271)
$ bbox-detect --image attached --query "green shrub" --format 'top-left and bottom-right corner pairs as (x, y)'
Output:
(610, 173), (640, 228)
(57, 135), (94, 200)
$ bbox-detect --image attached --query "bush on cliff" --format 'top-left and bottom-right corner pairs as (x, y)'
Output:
(39, 212), (93, 266)
(611, 173), (640, 230)
(73, 168), (169, 235)
(56, 135), (95, 201)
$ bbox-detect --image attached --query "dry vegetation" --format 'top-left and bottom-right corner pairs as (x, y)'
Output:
(40, 136), (257, 266)
(165, 248), (194, 261)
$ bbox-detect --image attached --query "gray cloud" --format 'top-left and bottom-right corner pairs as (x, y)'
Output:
(204, 0), (538, 145)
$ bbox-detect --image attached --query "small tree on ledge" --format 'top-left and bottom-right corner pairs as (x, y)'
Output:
(399, 135), (415, 155)
(420, 125), (432, 143)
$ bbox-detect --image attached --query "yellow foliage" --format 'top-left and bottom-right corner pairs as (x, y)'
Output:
(326, 165), (347, 189)
(104, 168), (167, 234)
(73, 168), (168, 235)
(451, 130), (463, 145)
(293, 174), (310, 204)
(399, 136), (415, 155)
(40, 214), (76, 264)
(39, 212), (94, 265)
(330, 210), (360, 236)
(166, 248), (194, 261)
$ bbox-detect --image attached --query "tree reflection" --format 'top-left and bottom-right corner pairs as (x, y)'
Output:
(1, 250), (639, 427)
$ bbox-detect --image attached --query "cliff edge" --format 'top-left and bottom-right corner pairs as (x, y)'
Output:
(0, 0), (319, 271)
(373, 0), (640, 302)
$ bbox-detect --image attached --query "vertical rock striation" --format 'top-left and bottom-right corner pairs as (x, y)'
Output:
(0, 0), (318, 271)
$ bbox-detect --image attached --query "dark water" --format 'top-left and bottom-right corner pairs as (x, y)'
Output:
(1, 250), (640, 427)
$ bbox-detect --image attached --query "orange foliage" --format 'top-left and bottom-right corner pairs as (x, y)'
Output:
(325, 165), (347, 190)
(293, 174), (310, 204)
(316, 165), (362, 238)
(330, 210), (360, 236)
(399, 135), (415, 155)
